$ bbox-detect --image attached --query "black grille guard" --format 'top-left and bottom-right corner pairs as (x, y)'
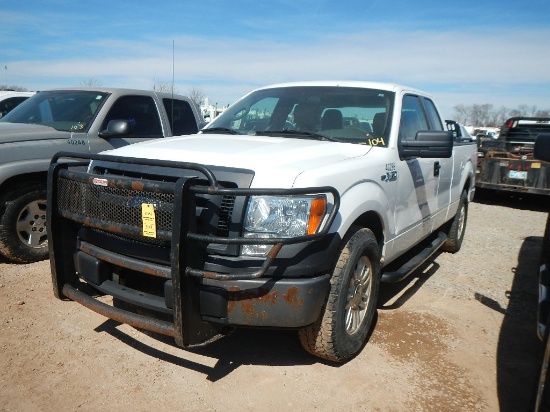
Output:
(48, 151), (340, 282)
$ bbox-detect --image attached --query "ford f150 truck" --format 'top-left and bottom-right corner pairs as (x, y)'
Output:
(0, 87), (202, 263)
(48, 81), (477, 362)
(476, 117), (550, 196)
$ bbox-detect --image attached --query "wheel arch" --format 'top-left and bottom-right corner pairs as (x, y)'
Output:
(0, 172), (47, 215)
(461, 157), (476, 202)
(350, 211), (384, 250)
(330, 181), (390, 252)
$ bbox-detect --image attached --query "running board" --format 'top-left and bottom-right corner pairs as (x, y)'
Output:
(381, 232), (447, 283)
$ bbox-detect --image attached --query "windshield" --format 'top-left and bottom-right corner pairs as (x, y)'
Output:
(0, 90), (109, 132)
(205, 86), (394, 146)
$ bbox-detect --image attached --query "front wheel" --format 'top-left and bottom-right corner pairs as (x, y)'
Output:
(299, 227), (381, 362)
(0, 185), (49, 263)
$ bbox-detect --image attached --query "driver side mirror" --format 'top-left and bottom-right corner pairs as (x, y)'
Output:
(400, 130), (453, 159)
(98, 119), (130, 138)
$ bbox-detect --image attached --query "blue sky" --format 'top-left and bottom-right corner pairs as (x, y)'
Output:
(1, 0), (549, 118)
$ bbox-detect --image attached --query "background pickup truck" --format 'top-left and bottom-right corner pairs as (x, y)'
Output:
(0, 87), (202, 263)
(476, 117), (550, 196)
(48, 81), (477, 362)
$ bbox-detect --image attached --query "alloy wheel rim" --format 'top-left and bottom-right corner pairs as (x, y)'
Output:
(344, 255), (373, 335)
(16, 199), (48, 248)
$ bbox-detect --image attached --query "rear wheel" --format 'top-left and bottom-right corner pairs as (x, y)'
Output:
(0, 185), (49, 263)
(299, 227), (381, 362)
(441, 190), (468, 253)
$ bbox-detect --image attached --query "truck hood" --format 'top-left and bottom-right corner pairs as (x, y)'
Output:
(0, 122), (67, 143)
(101, 133), (372, 188)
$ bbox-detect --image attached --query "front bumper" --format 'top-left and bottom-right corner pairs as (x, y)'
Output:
(73, 245), (331, 328)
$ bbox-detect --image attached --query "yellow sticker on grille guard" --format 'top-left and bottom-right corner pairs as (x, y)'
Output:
(141, 203), (157, 238)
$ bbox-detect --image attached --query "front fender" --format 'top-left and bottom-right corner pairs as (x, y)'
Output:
(0, 158), (51, 188)
(0, 134), (90, 188)
(330, 179), (392, 241)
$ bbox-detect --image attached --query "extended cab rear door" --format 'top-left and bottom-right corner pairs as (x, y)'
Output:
(393, 94), (451, 253)
(421, 96), (453, 230)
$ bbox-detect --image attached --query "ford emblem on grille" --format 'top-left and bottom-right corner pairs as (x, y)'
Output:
(126, 196), (157, 209)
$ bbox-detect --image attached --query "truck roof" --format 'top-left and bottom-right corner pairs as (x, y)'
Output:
(0, 91), (35, 98)
(254, 80), (428, 96)
(38, 87), (191, 100)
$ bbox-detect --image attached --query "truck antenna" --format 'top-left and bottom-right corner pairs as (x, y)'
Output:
(171, 40), (175, 134)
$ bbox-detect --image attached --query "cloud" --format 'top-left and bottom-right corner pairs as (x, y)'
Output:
(5, 27), (550, 113)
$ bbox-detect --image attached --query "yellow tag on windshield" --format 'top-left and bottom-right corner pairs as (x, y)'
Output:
(141, 203), (157, 238)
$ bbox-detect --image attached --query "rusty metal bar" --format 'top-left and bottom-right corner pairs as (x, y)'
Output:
(52, 151), (219, 187)
(185, 243), (284, 280)
(62, 284), (175, 337)
(79, 241), (171, 279)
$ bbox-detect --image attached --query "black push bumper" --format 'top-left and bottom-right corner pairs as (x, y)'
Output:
(47, 152), (339, 347)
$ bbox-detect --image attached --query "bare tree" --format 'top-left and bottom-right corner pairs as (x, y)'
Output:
(152, 80), (178, 94)
(80, 77), (102, 87)
(188, 86), (205, 108)
(0, 85), (28, 91)
(452, 103), (550, 126)
(452, 104), (470, 124)
(488, 107), (508, 127)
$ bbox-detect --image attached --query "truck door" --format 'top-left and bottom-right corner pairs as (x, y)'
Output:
(421, 97), (453, 230)
(393, 94), (441, 254)
(88, 95), (165, 152)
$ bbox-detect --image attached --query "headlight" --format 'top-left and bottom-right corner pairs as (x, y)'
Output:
(242, 195), (327, 256)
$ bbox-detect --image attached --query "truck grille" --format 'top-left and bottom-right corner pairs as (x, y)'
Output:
(56, 176), (235, 242)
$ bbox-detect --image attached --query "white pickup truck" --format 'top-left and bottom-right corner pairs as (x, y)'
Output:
(48, 81), (477, 362)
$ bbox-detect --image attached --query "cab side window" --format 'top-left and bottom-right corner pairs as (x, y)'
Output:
(102, 95), (163, 137)
(399, 95), (429, 141)
(162, 98), (198, 135)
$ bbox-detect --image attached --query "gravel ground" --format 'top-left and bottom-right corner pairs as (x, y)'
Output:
(0, 191), (549, 412)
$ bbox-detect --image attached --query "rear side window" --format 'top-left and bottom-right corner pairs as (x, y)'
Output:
(422, 98), (443, 131)
(102, 95), (163, 137)
(162, 98), (198, 135)
(399, 95), (429, 141)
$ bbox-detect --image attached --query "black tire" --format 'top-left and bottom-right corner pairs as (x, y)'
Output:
(541, 214), (550, 266)
(0, 185), (49, 263)
(299, 227), (381, 362)
(534, 314), (550, 411)
(441, 190), (468, 253)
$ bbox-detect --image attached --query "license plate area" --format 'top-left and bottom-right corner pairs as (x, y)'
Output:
(508, 170), (528, 180)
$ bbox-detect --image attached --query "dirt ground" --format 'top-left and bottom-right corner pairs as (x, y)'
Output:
(1, 192), (549, 412)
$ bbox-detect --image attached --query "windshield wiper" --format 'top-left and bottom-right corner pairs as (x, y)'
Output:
(201, 127), (241, 135)
(258, 130), (339, 142)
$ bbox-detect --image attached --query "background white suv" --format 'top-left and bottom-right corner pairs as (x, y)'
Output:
(0, 91), (35, 118)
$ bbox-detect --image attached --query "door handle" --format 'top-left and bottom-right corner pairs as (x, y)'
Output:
(434, 161), (441, 177)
